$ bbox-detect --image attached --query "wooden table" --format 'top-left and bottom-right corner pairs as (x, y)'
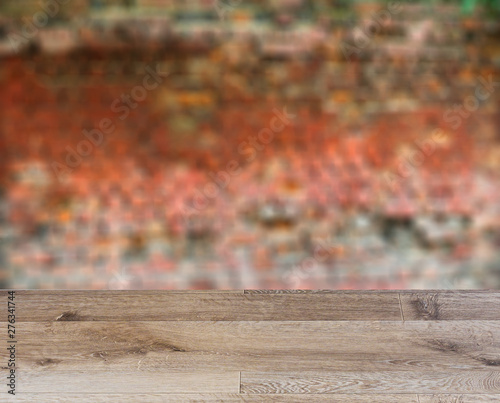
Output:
(3, 290), (500, 402)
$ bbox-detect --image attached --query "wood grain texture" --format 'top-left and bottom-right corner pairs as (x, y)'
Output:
(18, 371), (239, 394)
(6, 394), (500, 402)
(245, 290), (498, 294)
(418, 396), (500, 403)
(4, 394), (421, 402)
(7, 291), (402, 322)
(2, 290), (500, 400)
(7, 321), (500, 372)
(400, 292), (500, 320)
(243, 290), (397, 294)
(240, 371), (500, 394)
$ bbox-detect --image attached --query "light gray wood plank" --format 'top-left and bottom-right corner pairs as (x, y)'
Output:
(17, 371), (239, 394)
(4, 394), (421, 402)
(419, 395), (500, 402)
(241, 371), (500, 394)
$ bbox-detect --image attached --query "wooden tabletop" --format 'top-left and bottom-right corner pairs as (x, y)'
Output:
(2, 290), (500, 402)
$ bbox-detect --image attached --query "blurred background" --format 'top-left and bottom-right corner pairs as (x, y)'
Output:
(0, 0), (499, 290)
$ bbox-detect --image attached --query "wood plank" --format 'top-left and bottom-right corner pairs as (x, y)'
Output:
(419, 395), (500, 402)
(401, 292), (500, 320)
(7, 396), (485, 402)
(243, 290), (401, 294)
(244, 290), (499, 294)
(4, 291), (402, 322)
(7, 320), (500, 372)
(4, 394), (420, 402)
(17, 371), (239, 394)
(240, 371), (500, 394)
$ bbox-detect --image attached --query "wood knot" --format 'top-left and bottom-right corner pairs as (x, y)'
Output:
(55, 311), (83, 321)
(411, 294), (440, 320)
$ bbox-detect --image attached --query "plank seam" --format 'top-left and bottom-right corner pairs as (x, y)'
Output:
(417, 394), (421, 403)
(398, 293), (405, 322)
(239, 371), (241, 394)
